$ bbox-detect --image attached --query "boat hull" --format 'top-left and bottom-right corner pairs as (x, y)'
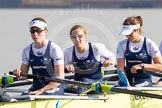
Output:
(1, 91), (162, 108)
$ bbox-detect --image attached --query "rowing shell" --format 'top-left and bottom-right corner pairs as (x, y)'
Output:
(1, 89), (162, 108)
(2, 71), (162, 108)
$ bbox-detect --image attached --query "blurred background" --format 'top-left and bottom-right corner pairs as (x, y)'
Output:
(0, 0), (162, 78)
(1, 0), (162, 8)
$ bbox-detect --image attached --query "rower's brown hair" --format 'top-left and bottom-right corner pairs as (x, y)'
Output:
(31, 17), (47, 23)
(123, 16), (143, 26)
(70, 25), (88, 36)
(123, 16), (143, 34)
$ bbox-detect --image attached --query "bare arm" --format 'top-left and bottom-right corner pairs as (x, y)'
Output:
(29, 64), (64, 95)
(13, 64), (29, 80)
(131, 56), (162, 73)
(144, 56), (162, 72)
(117, 58), (125, 72)
(144, 63), (162, 72)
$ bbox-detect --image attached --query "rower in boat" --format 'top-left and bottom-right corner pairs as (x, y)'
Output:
(64, 24), (115, 93)
(116, 16), (162, 87)
(156, 40), (162, 85)
(12, 17), (64, 95)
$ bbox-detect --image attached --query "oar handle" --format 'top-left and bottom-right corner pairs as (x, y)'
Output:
(8, 71), (14, 75)
(115, 65), (162, 77)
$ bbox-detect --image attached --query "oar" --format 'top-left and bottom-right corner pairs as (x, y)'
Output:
(0, 73), (33, 88)
(143, 71), (162, 77)
(64, 63), (104, 73)
(116, 64), (162, 77)
(6, 81), (33, 88)
(92, 83), (162, 99)
(5, 88), (29, 92)
(0, 73), (19, 87)
(9, 71), (162, 99)
(129, 67), (162, 77)
(9, 71), (92, 87)
(65, 63), (117, 79)
(65, 69), (117, 79)
(104, 69), (117, 75)
(111, 87), (162, 99)
(3, 69), (116, 88)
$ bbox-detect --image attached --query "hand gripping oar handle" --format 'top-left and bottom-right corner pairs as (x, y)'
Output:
(116, 64), (162, 77)
(9, 71), (92, 87)
(65, 63), (103, 73)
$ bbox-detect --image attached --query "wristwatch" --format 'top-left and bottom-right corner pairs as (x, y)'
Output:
(140, 63), (145, 71)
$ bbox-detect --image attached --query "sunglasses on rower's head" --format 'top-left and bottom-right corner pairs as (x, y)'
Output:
(30, 28), (45, 34)
(70, 34), (84, 39)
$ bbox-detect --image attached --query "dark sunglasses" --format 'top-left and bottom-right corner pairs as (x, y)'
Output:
(30, 29), (45, 34)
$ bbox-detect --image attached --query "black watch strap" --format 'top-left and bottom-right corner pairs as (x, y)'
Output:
(140, 63), (144, 71)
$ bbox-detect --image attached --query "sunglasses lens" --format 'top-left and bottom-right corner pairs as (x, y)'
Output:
(30, 29), (34, 34)
(37, 29), (43, 33)
(30, 29), (44, 34)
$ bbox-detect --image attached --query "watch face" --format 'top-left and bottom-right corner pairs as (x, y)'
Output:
(141, 63), (144, 70)
(141, 63), (144, 67)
